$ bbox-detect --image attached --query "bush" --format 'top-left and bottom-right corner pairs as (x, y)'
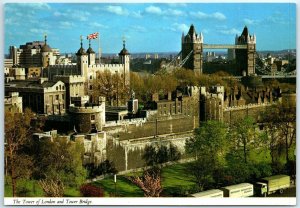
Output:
(80, 184), (104, 197)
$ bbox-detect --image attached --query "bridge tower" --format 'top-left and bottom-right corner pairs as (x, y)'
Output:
(235, 26), (256, 76)
(181, 24), (203, 74)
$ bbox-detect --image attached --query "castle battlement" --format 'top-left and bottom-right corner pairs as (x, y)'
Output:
(48, 64), (77, 69)
(69, 104), (104, 113)
(53, 75), (85, 83)
(105, 118), (148, 127)
(224, 102), (271, 111)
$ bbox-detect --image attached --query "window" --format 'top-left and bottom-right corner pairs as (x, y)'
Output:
(55, 95), (59, 100)
(91, 115), (95, 121)
(90, 75), (93, 80)
(62, 94), (64, 100)
(89, 85), (92, 90)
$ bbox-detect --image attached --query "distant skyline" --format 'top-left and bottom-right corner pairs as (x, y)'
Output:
(4, 3), (296, 54)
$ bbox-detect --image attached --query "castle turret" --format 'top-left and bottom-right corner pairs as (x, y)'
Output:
(118, 38), (130, 86)
(76, 36), (88, 80)
(86, 39), (96, 65)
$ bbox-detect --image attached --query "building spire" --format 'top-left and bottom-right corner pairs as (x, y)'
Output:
(122, 35), (126, 49)
(80, 35), (83, 48)
(44, 33), (47, 45)
(89, 38), (91, 48)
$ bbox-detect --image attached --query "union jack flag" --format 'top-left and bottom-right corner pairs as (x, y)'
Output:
(87, 32), (99, 40)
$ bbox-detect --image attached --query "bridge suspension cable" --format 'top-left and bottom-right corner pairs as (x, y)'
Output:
(164, 51), (182, 68)
(179, 50), (193, 68)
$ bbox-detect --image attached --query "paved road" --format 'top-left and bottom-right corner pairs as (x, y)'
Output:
(268, 187), (296, 197)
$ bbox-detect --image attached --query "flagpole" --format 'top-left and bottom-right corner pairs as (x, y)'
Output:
(98, 32), (101, 64)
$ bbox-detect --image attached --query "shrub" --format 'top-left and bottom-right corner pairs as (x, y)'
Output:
(80, 184), (104, 197)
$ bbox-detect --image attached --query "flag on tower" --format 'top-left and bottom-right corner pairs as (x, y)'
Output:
(87, 32), (99, 40)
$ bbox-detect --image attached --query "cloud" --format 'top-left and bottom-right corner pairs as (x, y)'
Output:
(132, 11), (143, 18)
(106, 5), (129, 16)
(130, 25), (147, 33)
(59, 21), (75, 29)
(219, 28), (240, 35)
(165, 23), (189, 33)
(145, 6), (185, 17)
(243, 18), (259, 26)
(202, 29), (209, 34)
(166, 9), (185, 16)
(190, 11), (226, 20)
(167, 3), (187, 7)
(145, 6), (162, 15)
(29, 28), (49, 34)
(88, 22), (108, 29)
(53, 10), (90, 22)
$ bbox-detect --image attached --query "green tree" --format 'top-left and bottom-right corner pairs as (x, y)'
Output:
(5, 108), (35, 197)
(229, 116), (259, 164)
(260, 104), (296, 163)
(186, 120), (228, 162)
(187, 156), (215, 191)
(185, 121), (228, 189)
(34, 137), (87, 189)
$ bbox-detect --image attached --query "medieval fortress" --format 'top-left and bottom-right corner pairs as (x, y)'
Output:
(5, 25), (294, 172)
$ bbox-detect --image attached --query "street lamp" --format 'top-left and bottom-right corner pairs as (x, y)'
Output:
(114, 174), (117, 197)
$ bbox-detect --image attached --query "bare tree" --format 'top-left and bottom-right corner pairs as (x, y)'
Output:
(39, 177), (64, 197)
(92, 70), (129, 106)
(128, 169), (163, 197)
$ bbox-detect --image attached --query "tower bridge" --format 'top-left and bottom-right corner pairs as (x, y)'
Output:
(165, 24), (294, 78)
(202, 44), (247, 49)
(180, 24), (256, 76)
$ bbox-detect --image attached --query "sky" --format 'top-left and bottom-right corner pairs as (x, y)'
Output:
(4, 3), (296, 54)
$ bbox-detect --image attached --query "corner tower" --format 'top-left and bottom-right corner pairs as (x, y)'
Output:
(235, 26), (256, 76)
(76, 36), (88, 79)
(87, 39), (96, 65)
(41, 34), (54, 68)
(181, 24), (203, 74)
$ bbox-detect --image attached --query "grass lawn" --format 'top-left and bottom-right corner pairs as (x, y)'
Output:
(92, 163), (196, 197)
(4, 178), (80, 197)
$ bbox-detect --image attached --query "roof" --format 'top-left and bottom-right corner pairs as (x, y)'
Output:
(119, 40), (130, 56)
(191, 189), (223, 197)
(76, 46), (87, 56)
(41, 43), (52, 52)
(262, 175), (290, 181)
(241, 26), (249, 37)
(5, 80), (59, 89)
(188, 24), (197, 36)
(222, 183), (253, 191)
(87, 46), (95, 54)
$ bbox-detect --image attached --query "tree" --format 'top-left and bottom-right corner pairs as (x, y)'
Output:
(229, 116), (259, 164)
(187, 156), (215, 191)
(5, 108), (35, 197)
(92, 70), (129, 106)
(185, 120), (228, 162)
(128, 168), (163, 197)
(260, 104), (296, 164)
(143, 144), (181, 167)
(80, 184), (104, 197)
(185, 121), (228, 189)
(34, 137), (87, 189)
(85, 160), (118, 178)
(39, 177), (64, 197)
